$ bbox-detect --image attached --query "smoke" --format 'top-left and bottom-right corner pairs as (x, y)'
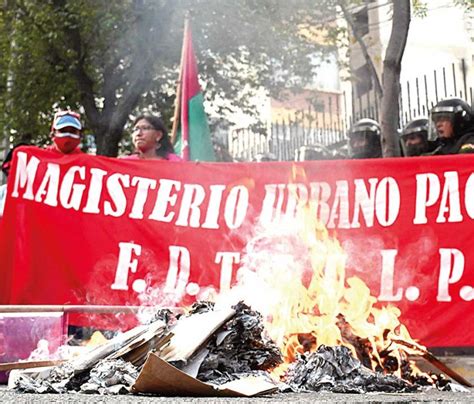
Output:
(391, 229), (439, 303)
(341, 236), (387, 285)
(213, 214), (313, 317)
(135, 277), (184, 325)
(342, 228), (439, 304)
(27, 339), (52, 361)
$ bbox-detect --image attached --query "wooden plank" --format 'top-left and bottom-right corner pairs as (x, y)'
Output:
(0, 305), (181, 314)
(393, 338), (473, 387)
(0, 305), (144, 313)
(412, 355), (474, 386)
(0, 360), (66, 372)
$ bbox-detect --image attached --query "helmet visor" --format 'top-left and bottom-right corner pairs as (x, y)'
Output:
(429, 110), (455, 139)
(348, 132), (368, 157)
(400, 132), (428, 156)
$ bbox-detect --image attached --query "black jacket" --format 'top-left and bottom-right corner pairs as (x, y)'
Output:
(433, 128), (474, 155)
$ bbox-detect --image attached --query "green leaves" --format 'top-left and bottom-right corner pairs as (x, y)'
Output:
(0, 0), (338, 155)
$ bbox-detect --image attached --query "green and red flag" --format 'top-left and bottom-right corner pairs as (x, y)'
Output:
(172, 20), (216, 161)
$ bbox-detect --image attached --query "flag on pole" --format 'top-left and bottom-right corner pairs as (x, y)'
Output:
(172, 19), (216, 161)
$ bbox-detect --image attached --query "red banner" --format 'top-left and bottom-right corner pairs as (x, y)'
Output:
(1, 146), (473, 348)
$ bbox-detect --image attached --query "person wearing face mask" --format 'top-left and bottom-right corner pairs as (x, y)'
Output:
(46, 111), (84, 155)
(400, 118), (437, 157)
(121, 114), (181, 161)
(347, 118), (382, 159)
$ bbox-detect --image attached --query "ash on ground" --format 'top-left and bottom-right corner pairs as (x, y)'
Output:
(80, 359), (138, 395)
(14, 362), (79, 394)
(286, 345), (417, 394)
(13, 359), (138, 395)
(195, 302), (283, 384)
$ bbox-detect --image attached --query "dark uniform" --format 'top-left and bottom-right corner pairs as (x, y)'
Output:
(430, 98), (474, 155)
(431, 131), (474, 155)
(347, 118), (382, 159)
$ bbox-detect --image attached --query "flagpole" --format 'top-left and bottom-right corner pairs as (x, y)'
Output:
(170, 16), (189, 145)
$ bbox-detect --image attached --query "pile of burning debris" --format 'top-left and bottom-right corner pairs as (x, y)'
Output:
(6, 302), (279, 397)
(3, 212), (473, 397)
(3, 301), (471, 397)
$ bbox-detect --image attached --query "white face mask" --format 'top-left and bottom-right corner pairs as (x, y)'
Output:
(54, 132), (81, 139)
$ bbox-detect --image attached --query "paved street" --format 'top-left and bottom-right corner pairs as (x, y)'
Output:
(1, 387), (474, 403)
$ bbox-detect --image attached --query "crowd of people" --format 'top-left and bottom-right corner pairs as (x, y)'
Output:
(0, 96), (473, 216)
(1, 111), (179, 162)
(288, 97), (474, 162)
(345, 97), (474, 160)
(1, 96), (474, 175)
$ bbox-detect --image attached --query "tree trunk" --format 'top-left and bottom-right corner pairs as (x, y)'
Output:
(380, 0), (410, 157)
(338, 0), (383, 100)
(94, 126), (123, 157)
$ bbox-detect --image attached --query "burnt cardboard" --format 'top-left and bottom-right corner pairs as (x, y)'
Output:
(160, 308), (236, 362)
(132, 352), (277, 397)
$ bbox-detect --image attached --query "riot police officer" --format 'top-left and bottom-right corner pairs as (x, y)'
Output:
(430, 98), (474, 155)
(295, 144), (332, 161)
(347, 118), (382, 159)
(400, 118), (436, 156)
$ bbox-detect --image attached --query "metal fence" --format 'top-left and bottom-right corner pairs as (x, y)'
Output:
(225, 59), (473, 161)
(228, 119), (347, 162)
(399, 59), (472, 127)
(351, 59), (473, 127)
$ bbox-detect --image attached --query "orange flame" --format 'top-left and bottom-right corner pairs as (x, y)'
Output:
(83, 330), (108, 347)
(265, 201), (426, 379)
(214, 191), (427, 382)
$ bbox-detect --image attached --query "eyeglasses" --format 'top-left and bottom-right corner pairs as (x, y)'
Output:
(133, 125), (155, 133)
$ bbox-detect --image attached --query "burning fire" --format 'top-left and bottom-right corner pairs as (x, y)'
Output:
(83, 331), (108, 347)
(214, 200), (427, 382)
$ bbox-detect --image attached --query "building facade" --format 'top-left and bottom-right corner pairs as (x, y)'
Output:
(348, 0), (473, 125)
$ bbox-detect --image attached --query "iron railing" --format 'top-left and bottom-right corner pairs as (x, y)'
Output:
(225, 59), (472, 161)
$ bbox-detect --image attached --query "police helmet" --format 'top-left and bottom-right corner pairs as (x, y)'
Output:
(401, 118), (429, 156)
(348, 118), (382, 158)
(402, 118), (429, 139)
(430, 98), (473, 138)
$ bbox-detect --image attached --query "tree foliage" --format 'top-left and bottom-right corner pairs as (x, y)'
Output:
(0, 0), (337, 156)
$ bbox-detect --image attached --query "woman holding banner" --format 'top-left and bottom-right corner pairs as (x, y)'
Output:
(122, 115), (181, 161)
